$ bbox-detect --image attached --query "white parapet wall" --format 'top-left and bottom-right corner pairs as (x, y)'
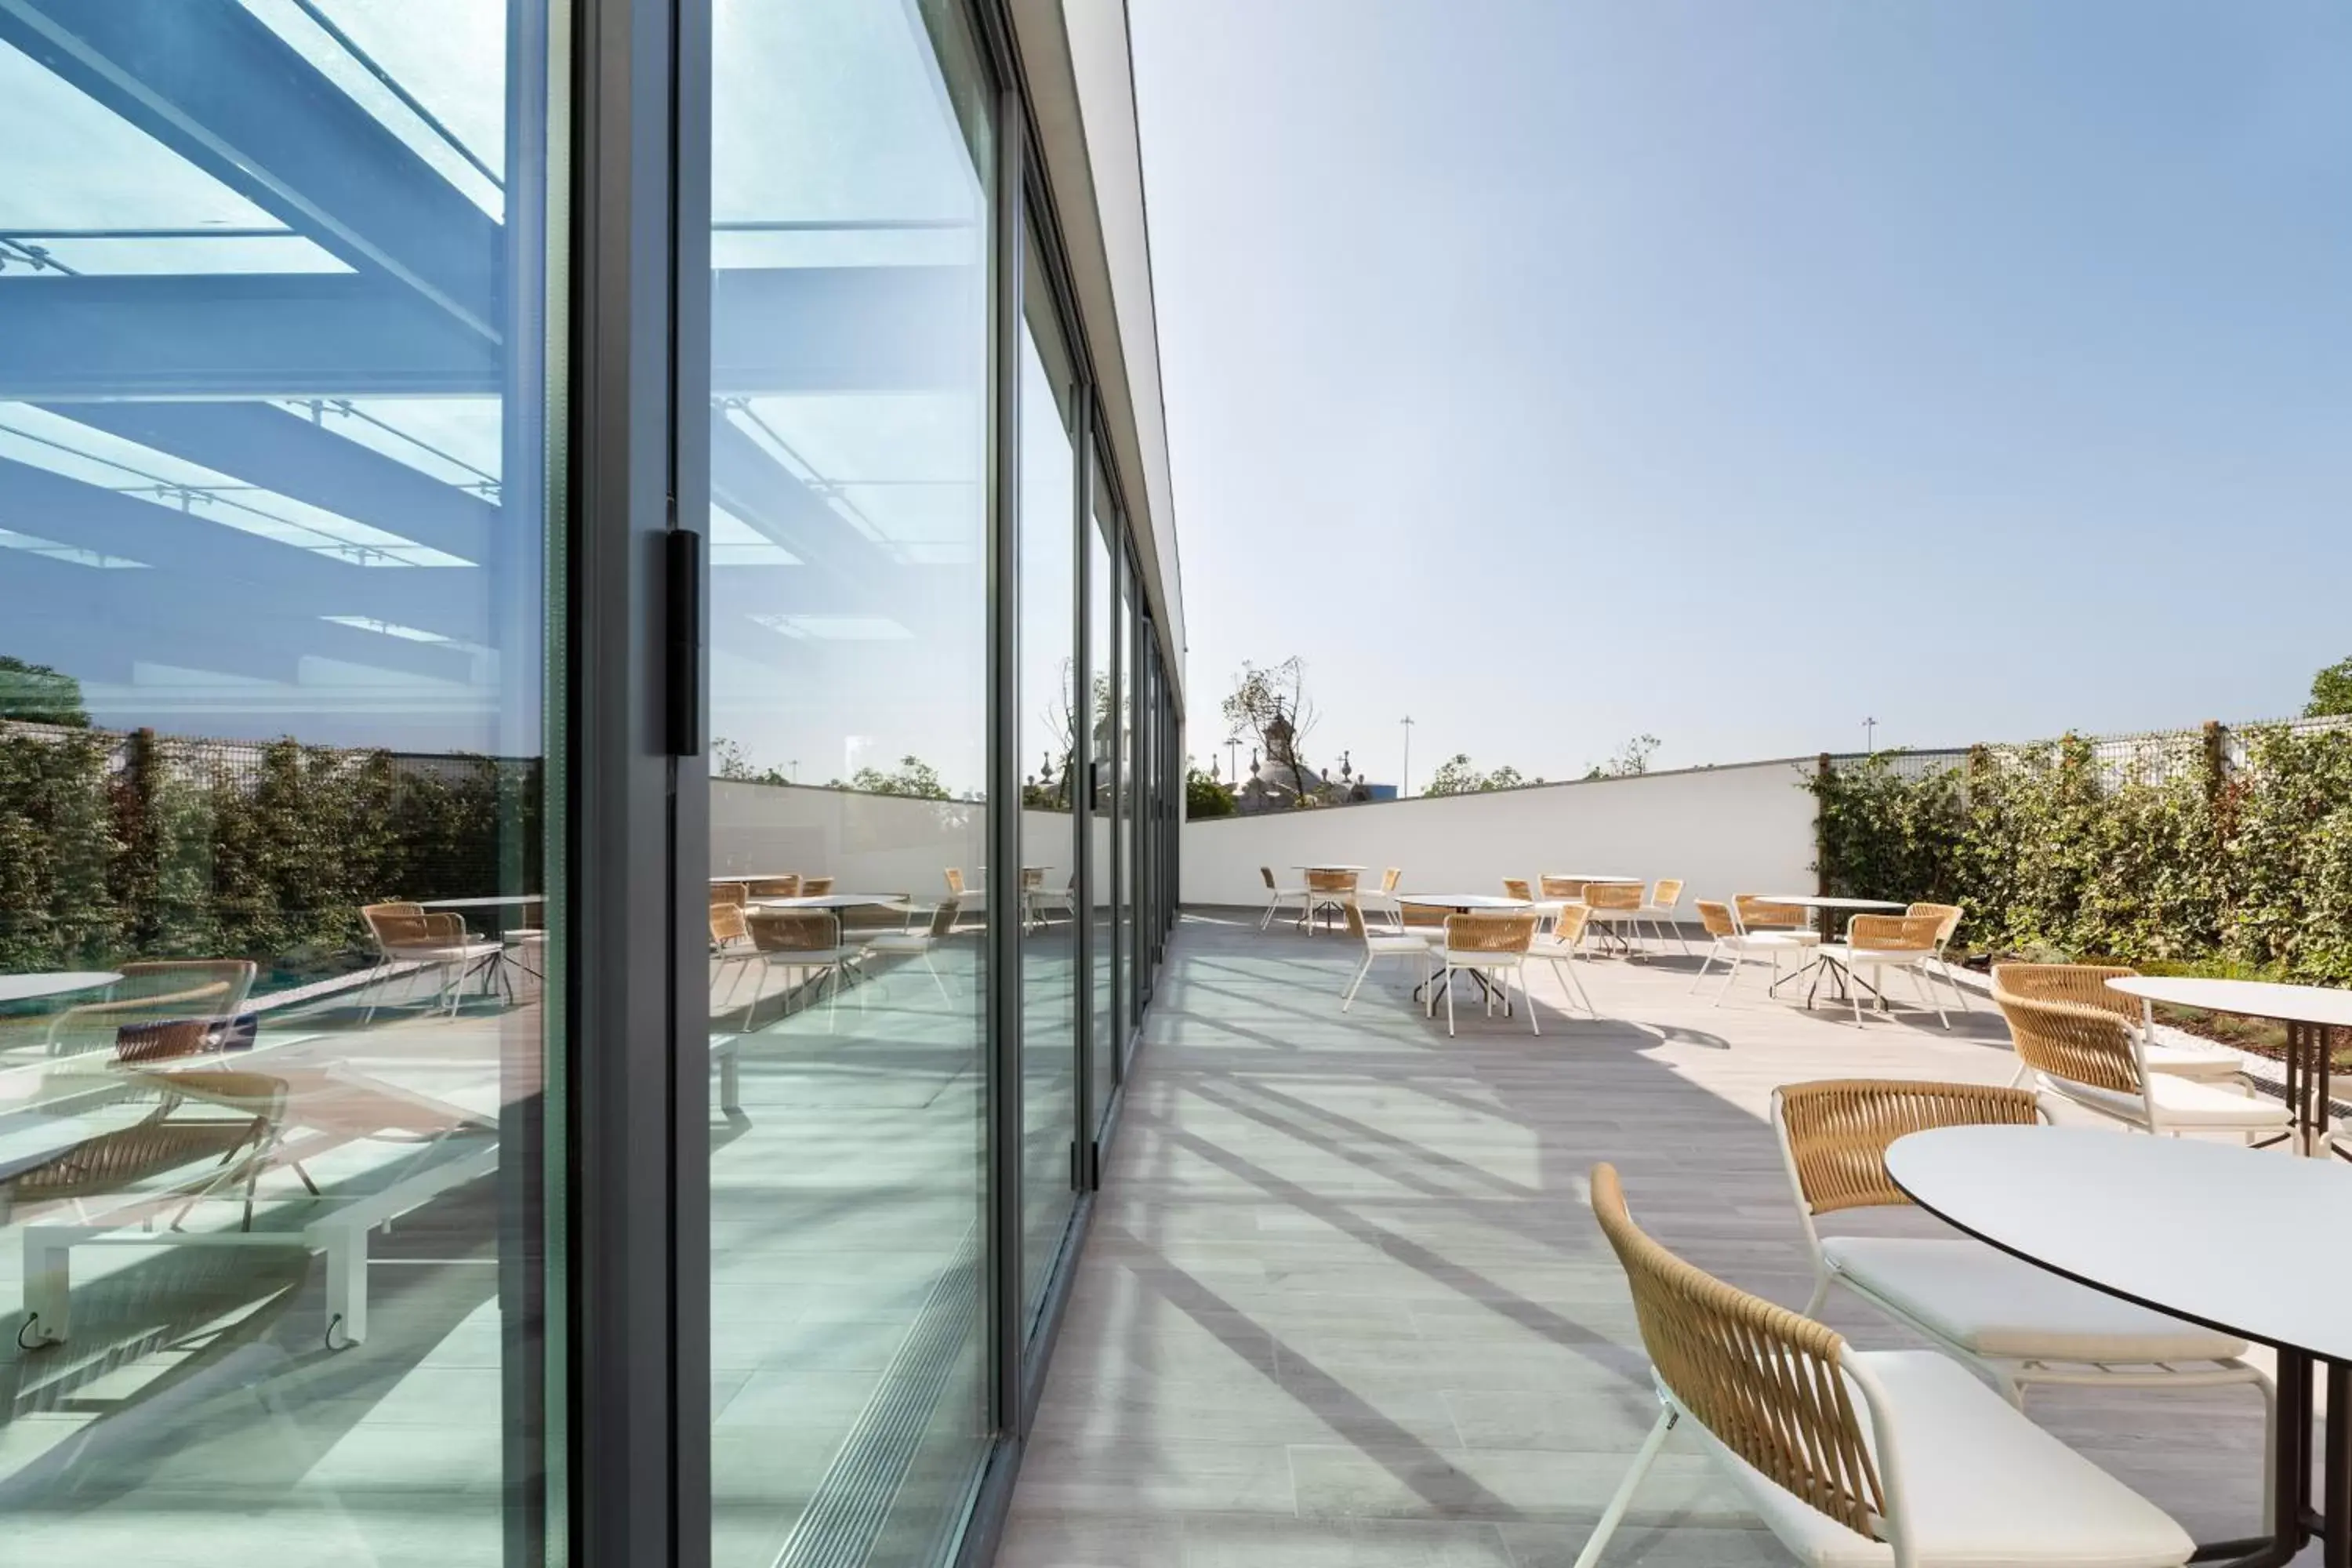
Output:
(713, 780), (1082, 906)
(1181, 759), (1821, 912)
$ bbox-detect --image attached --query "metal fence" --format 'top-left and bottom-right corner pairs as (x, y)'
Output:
(1823, 713), (2352, 788)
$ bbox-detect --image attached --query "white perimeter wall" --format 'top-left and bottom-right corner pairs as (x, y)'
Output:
(1181, 760), (1819, 913)
(713, 781), (1079, 903)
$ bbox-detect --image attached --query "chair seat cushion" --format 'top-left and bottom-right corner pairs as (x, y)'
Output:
(1365, 935), (1430, 956)
(1821, 1236), (2246, 1362)
(1686, 1350), (2193, 1568)
(2049, 1072), (2294, 1129)
(2140, 1040), (2244, 1081)
(1817, 944), (1933, 965)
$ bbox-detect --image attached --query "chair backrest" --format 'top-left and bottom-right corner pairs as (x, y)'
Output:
(45, 959), (260, 1060)
(1991, 962), (2140, 1022)
(1549, 904), (1592, 946)
(945, 868), (967, 896)
(1381, 867), (1402, 893)
(1502, 878), (1533, 902)
(1021, 866), (1045, 889)
(362, 902), (464, 952)
(1648, 878), (1684, 910)
(1590, 1163), (1886, 1540)
(1996, 992), (2142, 1095)
(1344, 902), (1370, 942)
(926, 899), (961, 938)
(1695, 900), (1738, 939)
(1306, 868), (1358, 895)
(748, 876), (800, 898)
(800, 877), (836, 896)
(1846, 913), (1942, 954)
(1445, 912), (1537, 955)
(1399, 902), (1447, 929)
(1735, 895), (1808, 931)
(118, 959), (257, 1020)
(1773, 1078), (2042, 1218)
(748, 910), (839, 955)
(710, 881), (749, 907)
(1586, 881), (1641, 912)
(1259, 866), (1278, 890)
(710, 904), (749, 946)
(1540, 875), (1586, 901)
(1907, 901), (1963, 947)
(839, 898), (909, 935)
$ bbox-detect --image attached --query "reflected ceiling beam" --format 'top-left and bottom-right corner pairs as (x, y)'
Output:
(710, 417), (887, 583)
(0, 268), (974, 397)
(0, 0), (500, 334)
(0, 455), (491, 640)
(46, 400), (496, 566)
(0, 275), (496, 400)
(5, 551), (479, 685)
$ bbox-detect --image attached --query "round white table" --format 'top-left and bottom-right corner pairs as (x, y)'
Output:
(0, 971), (122, 1005)
(1889, 1124), (2352, 1568)
(1755, 895), (1906, 1005)
(2109, 976), (2352, 1159)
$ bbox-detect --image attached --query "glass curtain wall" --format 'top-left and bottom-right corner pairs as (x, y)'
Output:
(1114, 549), (1138, 1051)
(702, 2), (994, 1564)
(1084, 470), (1116, 1133)
(1014, 223), (1078, 1325)
(0, 2), (562, 1562)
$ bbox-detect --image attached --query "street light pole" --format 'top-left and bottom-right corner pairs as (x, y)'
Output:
(1862, 717), (1878, 754)
(1400, 715), (1415, 798)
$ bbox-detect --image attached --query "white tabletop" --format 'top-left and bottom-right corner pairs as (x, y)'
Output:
(1759, 895), (1905, 910)
(1395, 895), (1532, 911)
(750, 895), (910, 911)
(419, 895), (545, 909)
(2106, 975), (2352, 1029)
(1887, 1124), (2352, 1362)
(0, 971), (122, 1004)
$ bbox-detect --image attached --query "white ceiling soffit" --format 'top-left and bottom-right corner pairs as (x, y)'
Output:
(1008, 0), (1185, 704)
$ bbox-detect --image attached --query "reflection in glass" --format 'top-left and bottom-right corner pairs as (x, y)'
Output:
(0, 3), (557, 1559)
(1017, 238), (1079, 1323)
(704, 2), (993, 1563)
(1086, 486), (1116, 1134)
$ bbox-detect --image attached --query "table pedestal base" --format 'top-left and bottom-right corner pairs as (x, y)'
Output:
(2198, 1352), (2347, 1568)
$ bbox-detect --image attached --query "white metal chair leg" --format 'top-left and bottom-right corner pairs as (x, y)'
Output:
(1445, 968), (1457, 1036)
(1689, 942), (1722, 993)
(1573, 1406), (1678, 1568)
(1523, 967), (1539, 1036)
(1341, 954), (1374, 1011)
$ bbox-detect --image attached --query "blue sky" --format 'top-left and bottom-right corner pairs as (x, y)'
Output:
(1132, 0), (2352, 788)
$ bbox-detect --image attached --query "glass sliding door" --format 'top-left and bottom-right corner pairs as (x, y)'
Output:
(703, 2), (993, 1563)
(0, 3), (564, 1560)
(1114, 550), (1137, 1053)
(1084, 487), (1115, 1133)
(1015, 223), (1078, 1325)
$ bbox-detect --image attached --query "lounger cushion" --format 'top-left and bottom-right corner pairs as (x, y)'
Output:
(1822, 1236), (2247, 1362)
(1686, 1350), (2193, 1568)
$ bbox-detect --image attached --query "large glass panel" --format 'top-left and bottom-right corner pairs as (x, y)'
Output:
(705, 3), (993, 1564)
(1015, 230), (1077, 1324)
(1085, 480), (1115, 1133)
(1115, 550), (1137, 1049)
(0, 4), (561, 1559)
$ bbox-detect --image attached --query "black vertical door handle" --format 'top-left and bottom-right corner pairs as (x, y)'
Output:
(666, 528), (703, 757)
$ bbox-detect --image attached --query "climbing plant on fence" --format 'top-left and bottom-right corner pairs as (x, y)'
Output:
(0, 723), (538, 973)
(1810, 722), (2352, 984)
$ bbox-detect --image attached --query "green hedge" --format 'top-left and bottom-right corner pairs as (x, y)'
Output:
(1810, 725), (2352, 984)
(0, 728), (539, 975)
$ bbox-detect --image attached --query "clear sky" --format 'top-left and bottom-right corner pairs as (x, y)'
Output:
(1131, 0), (2352, 789)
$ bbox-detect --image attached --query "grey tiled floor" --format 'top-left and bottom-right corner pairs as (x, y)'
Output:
(996, 912), (2285, 1568)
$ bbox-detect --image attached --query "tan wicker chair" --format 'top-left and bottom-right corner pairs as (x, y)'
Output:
(1817, 913), (1951, 1029)
(1340, 902), (1432, 1012)
(1991, 963), (2241, 1085)
(1398, 899), (1450, 951)
(1690, 899), (1809, 1005)
(1435, 913), (1540, 1036)
(747, 876), (800, 898)
(39, 959), (257, 1061)
(1996, 993), (2290, 1147)
(1583, 880), (1646, 957)
(1357, 866), (1405, 929)
(710, 881), (750, 907)
(864, 899), (960, 1000)
(1303, 868), (1359, 933)
(1735, 894), (1820, 942)
(1770, 1079), (2270, 1423)
(1539, 875), (1586, 902)
(1528, 903), (1596, 1015)
(360, 902), (504, 1021)
(1, 1067), (296, 1234)
(1502, 877), (1534, 902)
(1636, 877), (1689, 954)
(747, 908), (860, 1027)
(1579, 1163), (2197, 1568)
(1257, 865), (1307, 931)
(800, 876), (835, 897)
(1904, 902), (1969, 1012)
(710, 902), (757, 1011)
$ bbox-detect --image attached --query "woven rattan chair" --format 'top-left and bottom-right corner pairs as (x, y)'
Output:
(1904, 902), (1969, 1012)
(1735, 894), (1820, 944)
(1302, 867), (1359, 933)
(1527, 903), (1597, 1016)
(1436, 912), (1540, 1036)
(1771, 1080), (2273, 1441)
(709, 902), (759, 1011)
(360, 902), (505, 1022)
(1636, 878), (1690, 953)
(1022, 866), (1074, 930)
(710, 880), (750, 907)
(863, 899), (959, 1000)
(1340, 902), (1431, 1012)
(1991, 964), (2242, 1085)
(1, 1066), (298, 1236)
(1398, 900), (1450, 953)
(1540, 875), (1588, 904)
(747, 908), (860, 1028)
(1356, 866), (1405, 930)
(1258, 865), (1308, 931)
(1502, 877), (1534, 902)
(1690, 900), (1808, 1005)
(1996, 992), (2291, 1147)
(39, 960), (257, 1061)
(1815, 913), (1951, 1029)
(800, 876), (836, 897)
(1584, 880), (1647, 957)
(1577, 1162), (2196, 1568)
(746, 876), (800, 898)
(1503, 877), (1566, 932)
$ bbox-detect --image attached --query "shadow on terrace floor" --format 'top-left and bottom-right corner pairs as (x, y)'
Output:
(996, 910), (2272, 1568)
